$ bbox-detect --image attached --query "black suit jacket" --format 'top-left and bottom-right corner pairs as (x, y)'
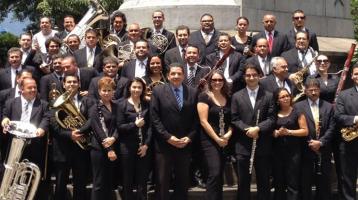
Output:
(309, 74), (339, 103)
(120, 59), (149, 80)
(73, 46), (102, 68)
(164, 46), (185, 69)
(88, 75), (129, 100)
(51, 95), (95, 162)
(54, 31), (68, 40)
(150, 84), (199, 153)
(231, 87), (276, 156)
(252, 30), (289, 57)
(335, 87), (358, 128)
(183, 64), (210, 88)
(3, 97), (49, 169)
(0, 65), (37, 91)
(205, 50), (246, 91)
(259, 74), (298, 95)
(39, 72), (64, 101)
(0, 88), (16, 119)
(281, 48), (305, 73)
(79, 68), (98, 91)
(286, 28), (319, 52)
(245, 55), (272, 77)
(188, 29), (221, 64)
(294, 99), (335, 158)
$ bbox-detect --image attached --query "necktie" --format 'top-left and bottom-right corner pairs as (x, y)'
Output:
(59, 76), (63, 83)
(204, 33), (210, 45)
(187, 67), (195, 87)
(311, 101), (320, 136)
(262, 58), (269, 76)
(87, 48), (94, 67)
(300, 50), (308, 67)
(21, 101), (30, 122)
(268, 32), (273, 53)
(250, 91), (256, 108)
(174, 88), (182, 109)
(14, 70), (19, 87)
(181, 48), (186, 61)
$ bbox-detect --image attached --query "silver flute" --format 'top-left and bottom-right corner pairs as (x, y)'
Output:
(249, 109), (260, 175)
(137, 104), (143, 146)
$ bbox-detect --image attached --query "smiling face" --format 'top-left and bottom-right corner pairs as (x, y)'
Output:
(277, 89), (292, 109)
(218, 35), (231, 51)
(149, 56), (162, 75)
(185, 46), (199, 65)
(352, 67), (358, 87)
(210, 73), (224, 92)
(63, 16), (75, 32)
(152, 11), (164, 29)
(244, 67), (260, 89)
(8, 51), (22, 68)
(99, 86), (114, 102)
(130, 80), (144, 99)
(200, 15), (214, 33)
(315, 55), (330, 74)
(40, 17), (52, 34)
(21, 78), (37, 101)
(295, 32), (309, 50)
(168, 66), (184, 87)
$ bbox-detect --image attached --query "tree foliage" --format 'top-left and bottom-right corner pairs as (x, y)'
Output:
(0, 33), (19, 68)
(0, 0), (123, 32)
(351, 0), (358, 63)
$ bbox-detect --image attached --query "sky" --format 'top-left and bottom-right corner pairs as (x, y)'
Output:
(0, 12), (30, 36)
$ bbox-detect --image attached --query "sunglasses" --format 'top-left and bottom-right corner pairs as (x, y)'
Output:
(316, 59), (329, 64)
(211, 78), (224, 82)
(294, 16), (306, 20)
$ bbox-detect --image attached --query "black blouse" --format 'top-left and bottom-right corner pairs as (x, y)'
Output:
(198, 92), (231, 141)
(89, 101), (118, 151)
(274, 108), (302, 148)
(116, 99), (151, 146)
(230, 35), (253, 56)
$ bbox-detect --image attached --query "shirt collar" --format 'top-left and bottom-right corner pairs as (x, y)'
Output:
(20, 95), (35, 105)
(201, 29), (214, 36)
(246, 86), (259, 94)
(11, 66), (22, 73)
(308, 98), (319, 107)
(265, 30), (274, 36)
(153, 27), (164, 34)
(170, 84), (183, 92)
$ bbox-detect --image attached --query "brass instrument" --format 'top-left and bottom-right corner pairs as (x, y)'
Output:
(49, 83), (61, 102)
(0, 121), (41, 200)
(292, 52), (319, 102)
(141, 27), (170, 55)
(61, 0), (108, 50)
(341, 125), (358, 142)
(52, 90), (91, 150)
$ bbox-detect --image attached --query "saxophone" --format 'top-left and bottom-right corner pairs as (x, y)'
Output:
(0, 121), (41, 200)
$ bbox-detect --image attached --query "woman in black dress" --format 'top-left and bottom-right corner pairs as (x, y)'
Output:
(231, 16), (254, 57)
(89, 77), (118, 200)
(197, 70), (232, 200)
(272, 88), (308, 200)
(116, 77), (151, 200)
(142, 56), (167, 101)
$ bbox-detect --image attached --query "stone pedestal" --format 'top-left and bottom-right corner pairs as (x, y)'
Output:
(118, 0), (241, 30)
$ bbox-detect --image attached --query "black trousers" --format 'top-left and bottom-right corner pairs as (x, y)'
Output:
(90, 149), (115, 200)
(272, 145), (301, 200)
(119, 144), (150, 200)
(300, 153), (332, 200)
(54, 151), (90, 200)
(339, 140), (358, 200)
(236, 154), (271, 200)
(155, 149), (191, 200)
(201, 139), (225, 200)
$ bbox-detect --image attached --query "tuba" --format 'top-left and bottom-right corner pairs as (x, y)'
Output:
(341, 125), (358, 142)
(61, 0), (108, 50)
(0, 121), (41, 200)
(52, 90), (91, 150)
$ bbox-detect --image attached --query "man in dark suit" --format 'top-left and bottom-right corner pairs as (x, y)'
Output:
(50, 74), (94, 200)
(88, 56), (129, 100)
(39, 54), (65, 101)
(150, 10), (177, 53)
(109, 11), (128, 41)
(294, 78), (335, 200)
(206, 32), (245, 92)
(19, 33), (38, 67)
(183, 45), (210, 88)
(335, 64), (358, 200)
(0, 47), (37, 91)
(164, 25), (190, 68)
(286, 10), (319, 52)
(64, 34), (81, 56)
(150, 63), (198, 200)
(251, 14), (289, 57)
(188, 13), (220, 64)
(260, 56), (297, 95)
(246, 38), (271, 77)
(231, 64), (276, 200)
(281, 31), (318, 76)
(121, 39), (150, 80)
(1, 77), (49, 200)
(74, 29), (102, 68)
(61, 55), (98, 97)
(54, 15), (76, 40)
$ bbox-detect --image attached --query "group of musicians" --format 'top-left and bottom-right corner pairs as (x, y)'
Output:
(0, 7), (357, 200)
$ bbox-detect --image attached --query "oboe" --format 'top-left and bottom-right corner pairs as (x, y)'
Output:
(314, 120), (322, 175)
(249, 109), (260, 175)
(218, 107), (225, 137)
(137, 104), (143, 146)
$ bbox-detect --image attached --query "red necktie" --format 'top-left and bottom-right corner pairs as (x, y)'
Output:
(268, 32), (273, 53)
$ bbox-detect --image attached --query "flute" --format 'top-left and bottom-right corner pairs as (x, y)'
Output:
(249, 109), (260, 175)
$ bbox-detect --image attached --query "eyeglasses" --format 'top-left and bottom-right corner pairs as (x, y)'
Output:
(211, 78), (224, 82)
(245, 74), (259, 78)
(316, 59), (329, 64)
(293, 16), (306, 20)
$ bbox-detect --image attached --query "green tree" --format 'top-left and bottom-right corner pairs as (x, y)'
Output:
(0, 33), (19, 67)
(0, 0), (123, 32)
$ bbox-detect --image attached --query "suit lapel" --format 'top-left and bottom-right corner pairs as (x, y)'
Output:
(243, 89), (254, 111)
(13, 98), (22, 120)
(253, 88), (264, 113)
(30, 98), (41, 121)
(303, 99), (315, 124)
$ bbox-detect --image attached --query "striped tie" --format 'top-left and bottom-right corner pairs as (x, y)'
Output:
(174, 88), (182, 109)
(187, 67), (195, 87)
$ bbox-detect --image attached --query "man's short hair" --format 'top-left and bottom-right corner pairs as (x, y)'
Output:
(19, 32), (32, 40)
(304, 77), (320, 88)
(45, 37), (62, 49)
(168, 62), (184, 73)
(7, 47), (22, 57)
(295, 30), (309, 41)
(175, 25), (190, 35)
(85, 29), (98, 37)
(103, 56), (119, 66)
(200, 13), (214, 21)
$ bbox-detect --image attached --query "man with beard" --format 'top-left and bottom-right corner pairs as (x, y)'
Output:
(189, 13), (221, 64)
(164, 25), (190, 68)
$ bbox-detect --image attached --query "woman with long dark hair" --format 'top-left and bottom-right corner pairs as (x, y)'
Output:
(197, 70), (232, 200)
(116, 77), (151, 200)
(272, 88), (308, 200)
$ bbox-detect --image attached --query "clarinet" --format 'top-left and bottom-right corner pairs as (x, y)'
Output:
(315, 120), (322, 175)
(98, 104), (109, 137)
(137, 104), (143, 146)
(249, 109), (260, 175)
(218, 107), (225, 137)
